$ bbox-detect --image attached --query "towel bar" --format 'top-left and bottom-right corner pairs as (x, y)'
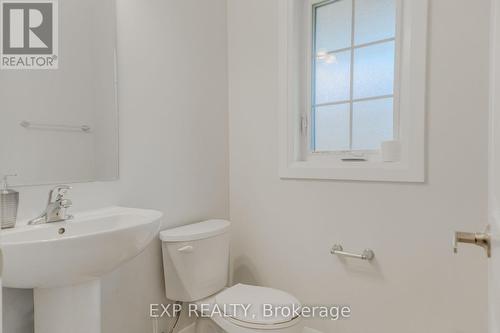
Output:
(20, 121), (91, 133)
(330, 244), (375, 261)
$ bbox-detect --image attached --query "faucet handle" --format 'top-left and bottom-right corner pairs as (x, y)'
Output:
(60, 198), (72, 209)
(48, 185), (72, 203)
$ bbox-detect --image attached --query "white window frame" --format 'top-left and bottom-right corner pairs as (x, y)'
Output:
(278, 0), (428, 182)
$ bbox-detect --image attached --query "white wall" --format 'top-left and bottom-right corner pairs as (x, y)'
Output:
(227, 0), (490, 332)
(102, 0), (228, 332)
(3, 0), (229, 332)
(4, 0), (491, 332)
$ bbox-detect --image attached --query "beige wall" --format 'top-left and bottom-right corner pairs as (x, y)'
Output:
(227, 0), (490, 332)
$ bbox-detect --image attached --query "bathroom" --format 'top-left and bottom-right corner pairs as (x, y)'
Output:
(0, 0), (497, 332)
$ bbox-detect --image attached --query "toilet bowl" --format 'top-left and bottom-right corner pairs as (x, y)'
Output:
(194, 284), (302, 333)
(160, 220), (303, 333)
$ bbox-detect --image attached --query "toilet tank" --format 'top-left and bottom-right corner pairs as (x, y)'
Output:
(160, 220), (231, 302)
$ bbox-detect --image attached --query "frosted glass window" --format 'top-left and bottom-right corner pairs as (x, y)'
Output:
(315, 0), (352, 52)
(314, 104), (350, 152)
(315, 50), (351, 105)
(352, 98), (394, 150)
(311, 0), (397, 152)
(353, 41), (395, 99)
(355, 0), (396, 45)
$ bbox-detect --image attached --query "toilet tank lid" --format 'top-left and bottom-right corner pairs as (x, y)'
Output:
(160, 219), (231, 242)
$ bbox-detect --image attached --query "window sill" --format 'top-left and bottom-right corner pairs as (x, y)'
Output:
(279, 159), (424, 183)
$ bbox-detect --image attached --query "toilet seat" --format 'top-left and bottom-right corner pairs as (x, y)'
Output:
(212, 284), (302, 331)
(211, 312), (302, 332)
(221, 314), (302, 330)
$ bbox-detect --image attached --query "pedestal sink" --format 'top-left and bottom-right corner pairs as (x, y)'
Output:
(1, 206), (162, 333)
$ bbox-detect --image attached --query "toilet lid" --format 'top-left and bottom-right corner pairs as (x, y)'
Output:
(215, 284), (301, 326)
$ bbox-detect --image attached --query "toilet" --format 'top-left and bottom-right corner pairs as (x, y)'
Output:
(160, 220), (303, 333)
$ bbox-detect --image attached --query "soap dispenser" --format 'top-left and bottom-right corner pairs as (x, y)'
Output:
(0, 174), (19, 229)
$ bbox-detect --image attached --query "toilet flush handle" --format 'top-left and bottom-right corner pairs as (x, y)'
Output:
(177, 245), (194, 253)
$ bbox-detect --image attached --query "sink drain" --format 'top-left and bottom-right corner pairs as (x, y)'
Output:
(58, 228), (66, 235)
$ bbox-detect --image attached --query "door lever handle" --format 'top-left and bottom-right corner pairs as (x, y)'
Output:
(453, 229), (491, 258)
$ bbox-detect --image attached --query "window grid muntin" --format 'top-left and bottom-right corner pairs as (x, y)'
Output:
(348, 0), (355, 151)
(315, 94), (394, 108)
(311, 0), (397, 153)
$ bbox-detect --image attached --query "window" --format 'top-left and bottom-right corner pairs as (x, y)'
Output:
(278, 0), (427, 182)
(312, 0), (397, 153)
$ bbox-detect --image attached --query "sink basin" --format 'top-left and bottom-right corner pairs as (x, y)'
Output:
(2, 206), (162, 288)
(1, 206), (162, 333)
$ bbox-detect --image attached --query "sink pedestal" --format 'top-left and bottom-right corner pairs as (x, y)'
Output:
(34, 280), (101, 333)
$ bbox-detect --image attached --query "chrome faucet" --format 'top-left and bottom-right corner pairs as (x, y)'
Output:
(28, 185), (73, 225)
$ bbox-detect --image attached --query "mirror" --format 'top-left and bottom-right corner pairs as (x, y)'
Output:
(0, 0), (118, 186)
